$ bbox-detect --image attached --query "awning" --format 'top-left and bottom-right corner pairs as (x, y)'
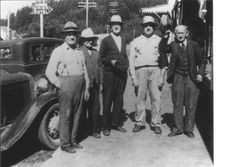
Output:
(141, 0), (178, 18)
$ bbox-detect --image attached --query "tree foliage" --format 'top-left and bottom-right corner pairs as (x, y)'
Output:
(2, 0), (166, 42)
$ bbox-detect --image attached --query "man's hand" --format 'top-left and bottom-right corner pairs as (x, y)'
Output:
(132, 78), (139, 87)
(54, 80), (61, 89)
(197, 74), (203, 82)
(84, 89), (90, 101)
(111, 60), (117, 66)
(99, 83), (103, 94)
(158, 76), (164, 90)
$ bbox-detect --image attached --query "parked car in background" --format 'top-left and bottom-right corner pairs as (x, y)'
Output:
(0, 37), (64, 151)
(0, 37), (63, 87)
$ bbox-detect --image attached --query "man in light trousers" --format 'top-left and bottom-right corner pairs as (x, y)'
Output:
(129, 15), (163, 134)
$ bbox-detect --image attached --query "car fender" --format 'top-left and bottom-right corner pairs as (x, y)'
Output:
(1, 92), (59, 151)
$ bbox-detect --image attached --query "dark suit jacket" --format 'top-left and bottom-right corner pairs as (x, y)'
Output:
(99, 34), (128, 73)
(167, 40), (206, 84)
(80, 46), (103, 87)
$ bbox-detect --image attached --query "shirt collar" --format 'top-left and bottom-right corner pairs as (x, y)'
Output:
(142, 34), (156, 40)
(62, 42), (78, 50)
(62, 42), (70, 50)
(111, 32), (121, 39)
(180, 39), (187, 47)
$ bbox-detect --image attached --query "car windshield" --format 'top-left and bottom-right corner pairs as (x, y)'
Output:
(0, 47), (13, 59)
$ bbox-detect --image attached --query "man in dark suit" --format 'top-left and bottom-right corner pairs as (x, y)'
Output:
(161, 25), (206, 138)
(99, 15), (128, 136)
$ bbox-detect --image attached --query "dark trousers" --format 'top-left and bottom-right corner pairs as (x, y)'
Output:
(58, 76), (84, 147)
(102, 71), (127, 130)
(83, 81), (101, 133)
(171, 73), (200, 132)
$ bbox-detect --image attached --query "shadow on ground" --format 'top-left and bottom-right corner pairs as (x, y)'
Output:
(1, 128), (54, 167)
(161, 113), (174, 130)
(128, 109), (152, 125)
(78, 108), (129, 140)
(128, 110), (174, 132)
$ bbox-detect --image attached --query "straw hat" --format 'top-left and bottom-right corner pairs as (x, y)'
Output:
(108, 15), (123, 25)
(141, 15), (157, 27)
(79, 28), (98, 41)
(62, 21), (80, 33)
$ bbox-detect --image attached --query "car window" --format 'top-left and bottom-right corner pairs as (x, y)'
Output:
(31, 43), (60, 62)
(31, 44), (42, 61)
(42, 43), (60, 61)
(0, 47), (13, 59)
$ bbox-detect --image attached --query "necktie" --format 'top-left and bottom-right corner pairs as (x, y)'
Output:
(181, 43), (185, 50)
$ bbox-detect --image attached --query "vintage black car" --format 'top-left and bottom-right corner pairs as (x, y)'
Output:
(0, 37), (64, 151)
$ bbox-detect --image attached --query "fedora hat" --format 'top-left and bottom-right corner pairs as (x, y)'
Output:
(108, 15), (123, 25)
(79, 28), (98, 41)
(141, 15), (157, 27)
(62, 21), (80, 33)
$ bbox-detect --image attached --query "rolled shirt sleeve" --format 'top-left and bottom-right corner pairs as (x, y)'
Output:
(46, 48), (61, 85)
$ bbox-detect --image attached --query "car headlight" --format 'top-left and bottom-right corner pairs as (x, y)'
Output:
(37, 77), (49, 94)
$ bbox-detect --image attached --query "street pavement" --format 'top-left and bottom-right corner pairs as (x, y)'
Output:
(41, 77), (213, 167)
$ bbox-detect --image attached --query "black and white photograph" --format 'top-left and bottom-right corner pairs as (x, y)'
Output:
(1, 0), (220, 166)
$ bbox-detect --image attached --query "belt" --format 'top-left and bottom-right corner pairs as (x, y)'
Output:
(135, 65), (159, 70)
(58, 75), (84, 78)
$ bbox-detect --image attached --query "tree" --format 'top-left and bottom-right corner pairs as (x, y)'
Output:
(14, 7), (33, 34)
(0, 19), (7, 26)
(8, 0), (166, 38)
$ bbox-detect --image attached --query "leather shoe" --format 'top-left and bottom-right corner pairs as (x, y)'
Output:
(153, 127), (162, 134)
(93, 132), (101, 138)
(72, 143), (83, 149)
(61, 146), (76, 153)
(132, 124), (146, 132)
(168, 130), (183, 137)
(103, 129), (110, 136)
(184, 131), (195, 138)
(113, 126), (127, 132)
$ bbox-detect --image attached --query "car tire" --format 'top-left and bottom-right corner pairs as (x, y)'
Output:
(38, 103), (60, 150)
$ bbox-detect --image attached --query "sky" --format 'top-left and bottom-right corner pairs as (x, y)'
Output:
(0, 0), (35, 19)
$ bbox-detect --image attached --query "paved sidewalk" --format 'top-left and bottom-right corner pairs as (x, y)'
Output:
(41, 79), (213, 167)
(41, 121), (212, 167)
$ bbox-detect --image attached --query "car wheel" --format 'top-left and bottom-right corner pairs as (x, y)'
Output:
(38, 103), (60, 149)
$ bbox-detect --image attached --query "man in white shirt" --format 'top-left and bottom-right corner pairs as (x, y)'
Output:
(46, 21), (89, 153)
(129, 15), (162, 134)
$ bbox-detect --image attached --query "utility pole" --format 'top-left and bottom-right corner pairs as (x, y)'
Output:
(86, 0), (89, 28)
(78, 0), (97, 28)
(7, 10), (10, 40)
(40, 13), (44, 37)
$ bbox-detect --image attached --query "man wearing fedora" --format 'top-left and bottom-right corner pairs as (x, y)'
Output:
(46, 21), (90, 153)
(99, 15), (129, 136)
(129, 15), (163, 134)
(79, 28), (103, 139)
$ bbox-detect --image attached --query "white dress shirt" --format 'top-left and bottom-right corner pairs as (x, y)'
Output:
(46, 42), (87, 85)
(111, 32), (122, 52)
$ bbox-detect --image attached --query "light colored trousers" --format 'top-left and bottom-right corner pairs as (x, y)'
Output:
(134, 67), (161, 127)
